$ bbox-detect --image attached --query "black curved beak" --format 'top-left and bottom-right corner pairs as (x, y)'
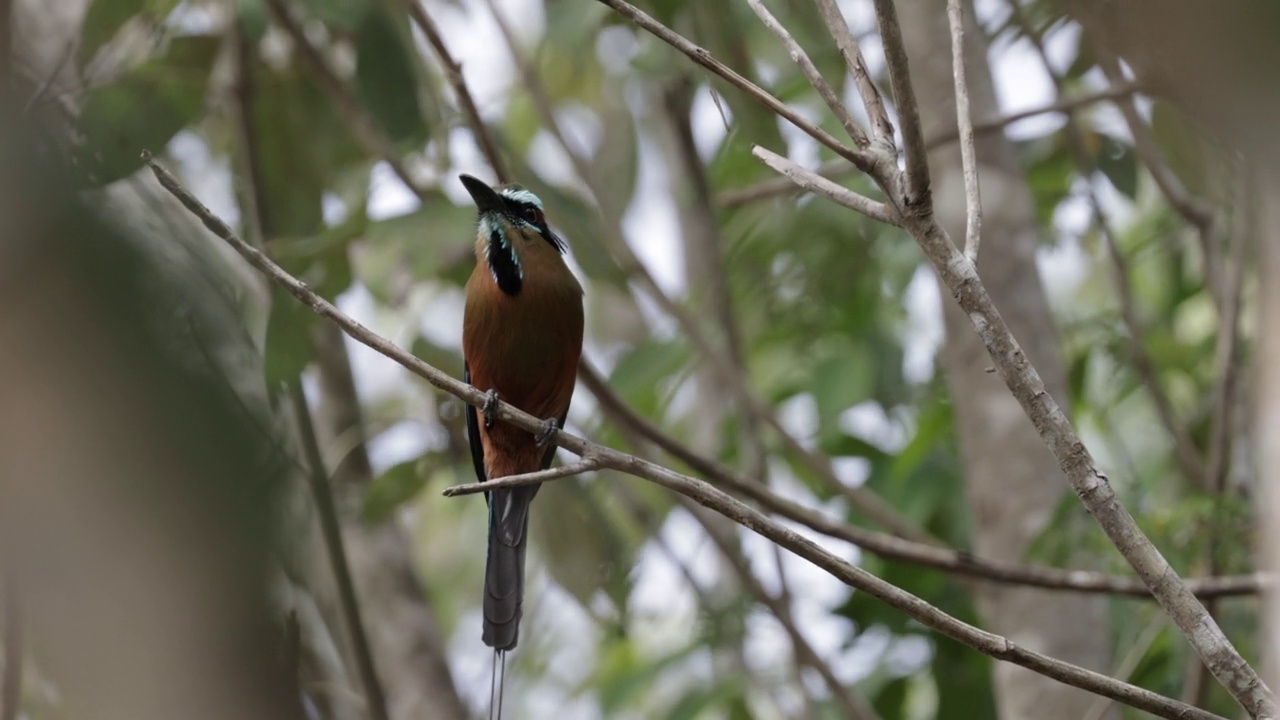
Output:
(460, 174), (507, 215)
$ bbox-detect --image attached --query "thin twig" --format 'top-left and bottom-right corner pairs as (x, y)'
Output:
(144, 155), (1227, 720)
(579, 361), (1266, 600)
(407, 1), (510, 184)
(752, 147), (898, 225)
(868, 0), (930, 209)
(811, 0), (893, 142)
(925, 82), (1144, 150)
(442, 458), (602, 496)
(717, 158), (850, 207)
(720, 85), (1144, 208)
(744, 0), (869, 149)
(946, 0), (982, 262)
(590, 0), (876, 172)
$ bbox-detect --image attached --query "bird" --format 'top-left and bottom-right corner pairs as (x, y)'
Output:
(459, 173), (584, 654)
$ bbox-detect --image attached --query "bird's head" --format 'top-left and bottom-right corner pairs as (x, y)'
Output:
(460, 174), (566, 297)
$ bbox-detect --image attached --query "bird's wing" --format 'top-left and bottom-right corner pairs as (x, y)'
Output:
(464, 361), (488, 487)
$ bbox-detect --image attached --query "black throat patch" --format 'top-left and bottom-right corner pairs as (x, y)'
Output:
(486, 227), (522, 296)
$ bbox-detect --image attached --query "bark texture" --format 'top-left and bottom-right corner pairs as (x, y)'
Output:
(897, 2), (1112, 717)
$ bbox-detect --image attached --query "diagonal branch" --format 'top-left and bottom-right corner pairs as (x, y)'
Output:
(144, 153), (1227, 720)
(581, 357), (1267, 601)
(744, 0), (869, 149)
(753, 147), (899, 225)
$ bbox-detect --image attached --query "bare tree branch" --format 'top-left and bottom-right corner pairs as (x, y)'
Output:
(718, 158), (851, 207)
(868, 0), (929, 209)
(752, 147), (899, 225)
(442, 458), (603, 497)
(946, 0), (982, 262)
(720, 85), (1144, 208)
(744, 0), (869, 149)
(591, 0), (877, 172)
(578, 359), (1267, 600)
(812, 0), (893, 143)
(407, 1), (510, 184)
(926, 82), (1144, 150)
(143, 154), (1227, 720)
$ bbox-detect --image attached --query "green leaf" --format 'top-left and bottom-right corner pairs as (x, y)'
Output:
(608, 338), (693, 415)
(667, 674), (746, 720)
(76, 35), (220, 186)
(249, 61), (364, 237)
(362, 458), (428, 523)
(263, 285), (316, 385)
(1150, 100), (1213, 200)
(79, 0), (182, 69)
(355, 9), (428, 148)
(532, 476), (636, 613)
(355, 199), (475, 301)
(1095, 133), (1138, 200)
(811, 337), (875, 441)
(301, 0), (370, 30)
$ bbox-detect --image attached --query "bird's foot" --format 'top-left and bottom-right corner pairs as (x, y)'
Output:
(482, 390), (500, 429)
(535, 418), (559, 447)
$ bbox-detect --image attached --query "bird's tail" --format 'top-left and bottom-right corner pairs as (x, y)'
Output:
(483, 485), (535, 651)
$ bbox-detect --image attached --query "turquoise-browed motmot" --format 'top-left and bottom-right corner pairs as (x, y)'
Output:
(460, 174), (584, 652)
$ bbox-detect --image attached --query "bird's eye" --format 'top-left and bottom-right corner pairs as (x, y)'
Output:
(521, 206), (543, 225)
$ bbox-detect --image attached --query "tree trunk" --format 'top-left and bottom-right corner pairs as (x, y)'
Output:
(897, 2), (1112, 717)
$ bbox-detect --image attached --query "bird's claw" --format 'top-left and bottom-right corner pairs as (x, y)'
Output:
(535, 418), (559, 447)
(482, 389), (500, 429)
